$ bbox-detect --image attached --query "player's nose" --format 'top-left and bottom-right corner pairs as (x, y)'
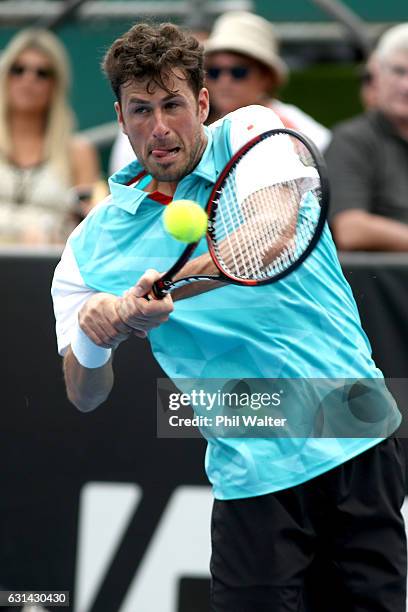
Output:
(151, 109), (170, 138)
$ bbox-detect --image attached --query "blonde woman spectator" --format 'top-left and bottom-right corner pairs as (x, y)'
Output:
(0, 29), (102, 244)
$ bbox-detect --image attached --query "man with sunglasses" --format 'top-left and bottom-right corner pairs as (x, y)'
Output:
(205, 11), (330, 152)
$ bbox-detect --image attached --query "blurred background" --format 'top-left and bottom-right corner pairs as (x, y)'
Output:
(0, 0), (404, 173)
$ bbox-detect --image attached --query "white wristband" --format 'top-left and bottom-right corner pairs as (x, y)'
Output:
(71, 322), (112, 369)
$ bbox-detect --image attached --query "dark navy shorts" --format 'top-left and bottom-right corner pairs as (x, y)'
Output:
(210, 437), (407, 612)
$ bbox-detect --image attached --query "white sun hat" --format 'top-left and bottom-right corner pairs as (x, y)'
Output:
(205, 11), (288, 86)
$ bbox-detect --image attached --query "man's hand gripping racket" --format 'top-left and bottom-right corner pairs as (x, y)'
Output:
(152, 128), (329, 299)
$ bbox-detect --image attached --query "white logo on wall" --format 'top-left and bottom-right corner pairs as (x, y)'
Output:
(74, 483), (212, 612)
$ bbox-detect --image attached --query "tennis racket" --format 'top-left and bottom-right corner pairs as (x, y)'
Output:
(152, 128), (329, 299)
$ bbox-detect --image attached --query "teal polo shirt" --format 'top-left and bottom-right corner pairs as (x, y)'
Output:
(67, 110), (401, 500)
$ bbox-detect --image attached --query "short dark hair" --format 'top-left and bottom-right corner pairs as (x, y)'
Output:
(102, 22), (204, 101)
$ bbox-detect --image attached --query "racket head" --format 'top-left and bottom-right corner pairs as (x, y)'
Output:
(205, 128), (330, 286)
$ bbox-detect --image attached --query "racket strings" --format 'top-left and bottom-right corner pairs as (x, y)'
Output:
(214, 180), (305, 279)
(242, 186), (292, 276)
(210, 134), (322, 281)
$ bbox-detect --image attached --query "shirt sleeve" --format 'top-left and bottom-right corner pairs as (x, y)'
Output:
(227, 105), (285, 153)
(51, 239), (97, 356)
(325, 121), (376, 221)
(226, 105), (319, 197)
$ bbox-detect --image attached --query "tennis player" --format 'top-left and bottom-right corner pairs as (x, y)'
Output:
(51, 23), (406, 611)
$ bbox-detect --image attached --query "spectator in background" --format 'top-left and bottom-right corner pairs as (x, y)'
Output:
(204, 11), (331, 151)
(0, 29), (103, 245)
(326, 23), (408, 251)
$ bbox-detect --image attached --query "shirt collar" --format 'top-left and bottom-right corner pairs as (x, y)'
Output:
(108, 126), (217, 215)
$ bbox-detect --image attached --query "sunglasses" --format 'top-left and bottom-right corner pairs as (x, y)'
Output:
(206, 66), (251, 81)
(9, 63), (55, 80)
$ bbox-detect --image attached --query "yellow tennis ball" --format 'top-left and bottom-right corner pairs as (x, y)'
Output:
(163, 199), (208, 243)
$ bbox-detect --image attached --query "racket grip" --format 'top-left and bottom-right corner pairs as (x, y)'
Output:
(151, 280), (167, 299)
(142, 282), (165, 301)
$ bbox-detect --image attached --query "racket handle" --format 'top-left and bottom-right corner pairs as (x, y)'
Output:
(142, 280), (167, 301)
(151, 279), (168, 300)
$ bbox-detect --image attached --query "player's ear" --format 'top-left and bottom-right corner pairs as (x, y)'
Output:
(198, 88), (210, 124)
(115, 101), (128, 136)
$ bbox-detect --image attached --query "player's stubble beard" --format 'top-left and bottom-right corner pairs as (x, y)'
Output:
(145, 127), (207, 183)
